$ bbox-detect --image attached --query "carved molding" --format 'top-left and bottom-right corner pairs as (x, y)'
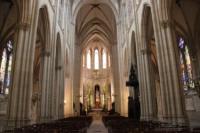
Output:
(16, 22), (31, 30)
(41, 51), (51, 57)
(160, 20), (172, 29)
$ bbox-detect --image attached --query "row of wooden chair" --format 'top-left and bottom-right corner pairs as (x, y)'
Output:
(102, 116), (200, 133)
(3, 116), (93, 133)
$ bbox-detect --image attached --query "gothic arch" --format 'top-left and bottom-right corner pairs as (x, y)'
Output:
(73, 0), (120, 115)
(169, 1), (200, 117)
(72, 0), (119, 23)
(0, 0), (19, 47)
(131, 31), (137, 66)
(56, 33), (62, 68)
(31, 5), (51, 122)
(37, 5), (51, 50)
(16, 0), (32, 25)
(75, 3), (117, 47)
(141, 5), (162, 120)
(0, 0), (19, 96)
(164, 0), (200, 91)
(53, 33), (65, 119)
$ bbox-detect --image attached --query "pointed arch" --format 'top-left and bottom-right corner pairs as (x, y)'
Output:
(56, 33), (62, 68)
(37, 5), (51, 51)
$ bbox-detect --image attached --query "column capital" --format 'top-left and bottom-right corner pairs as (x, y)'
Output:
(160, 20), (173, 29)
(16, 22), (31, 30)
(41, 51), (51, 57)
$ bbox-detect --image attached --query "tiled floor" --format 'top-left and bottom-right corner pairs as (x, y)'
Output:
(87, 120), (108, 133)
(87, 111), (108, 133)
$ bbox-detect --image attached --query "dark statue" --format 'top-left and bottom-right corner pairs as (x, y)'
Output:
(126, 64), (140, 121)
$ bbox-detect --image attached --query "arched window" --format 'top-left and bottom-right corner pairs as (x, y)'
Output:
(0, 40), (13, 94)
(102, 49), (107, 69)
(178, 37), (193, 90)
(108, 55), (111, 67)
(87, 50), (91, 69)
(94, 49), (99, 70)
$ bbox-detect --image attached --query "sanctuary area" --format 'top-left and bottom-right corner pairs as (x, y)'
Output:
(0, 0), (200, 132)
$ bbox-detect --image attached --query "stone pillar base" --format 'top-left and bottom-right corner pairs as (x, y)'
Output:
(4, 119), (31, 131)
(40, 116), (52, 123)
(160, 117), (187, 126)
(142, 115), (154, 121)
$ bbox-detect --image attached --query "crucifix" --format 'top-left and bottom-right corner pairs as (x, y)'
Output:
(126, 64), (140, 121)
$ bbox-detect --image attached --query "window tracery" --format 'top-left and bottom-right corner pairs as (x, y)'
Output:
(94, 49), (99, 70)
(87, 50), (91, 69)
(178, 37), (194, 90)
(0, 40), (13, 95)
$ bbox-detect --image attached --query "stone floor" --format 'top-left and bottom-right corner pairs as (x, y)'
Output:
(87, 111), (108, 133)
(187, 111), (200, 128)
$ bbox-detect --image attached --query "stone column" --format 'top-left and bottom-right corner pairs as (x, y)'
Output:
(132, 0), (146, 121)
(151, 0), (187, 125)
(59, 68), (65, 119)
(73, 45), (81, 115)
(40, 51), (50, 122)
(112, 45), (121, 113)
(141, 49), (154, 121)
(138, 51), (146, 121)
(6, 22), (34, 129)
(46, 53), (52, 121)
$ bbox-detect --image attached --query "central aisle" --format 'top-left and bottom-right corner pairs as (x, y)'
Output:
(87, 111), (108, 133)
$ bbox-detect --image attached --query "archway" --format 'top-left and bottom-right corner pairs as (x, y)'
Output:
(0, 0), (17, 96)
(0, 0), (18, 122)
(32, 6), (50, 123)
(131, 31), (137, 67)
(142, 6), (161, 120)
(74, 1), (119, 114)
(170, 0), (200, 124)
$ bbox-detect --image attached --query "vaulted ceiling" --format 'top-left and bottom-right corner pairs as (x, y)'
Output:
(75, 3), (117, 48)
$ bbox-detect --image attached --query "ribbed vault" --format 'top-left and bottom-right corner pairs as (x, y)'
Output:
(76, 3), (116, 48)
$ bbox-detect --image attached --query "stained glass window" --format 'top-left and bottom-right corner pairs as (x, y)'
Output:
(0, 50), (7, 94)
(0, 40), (13, 94)
(102, 49), (107, 69)
(178, 37), (193, 90)
(178, 37), (185, 49)
(94, 49), (99, 70)
(108, 55), (111, 67)
(87, 50), (91, 69)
